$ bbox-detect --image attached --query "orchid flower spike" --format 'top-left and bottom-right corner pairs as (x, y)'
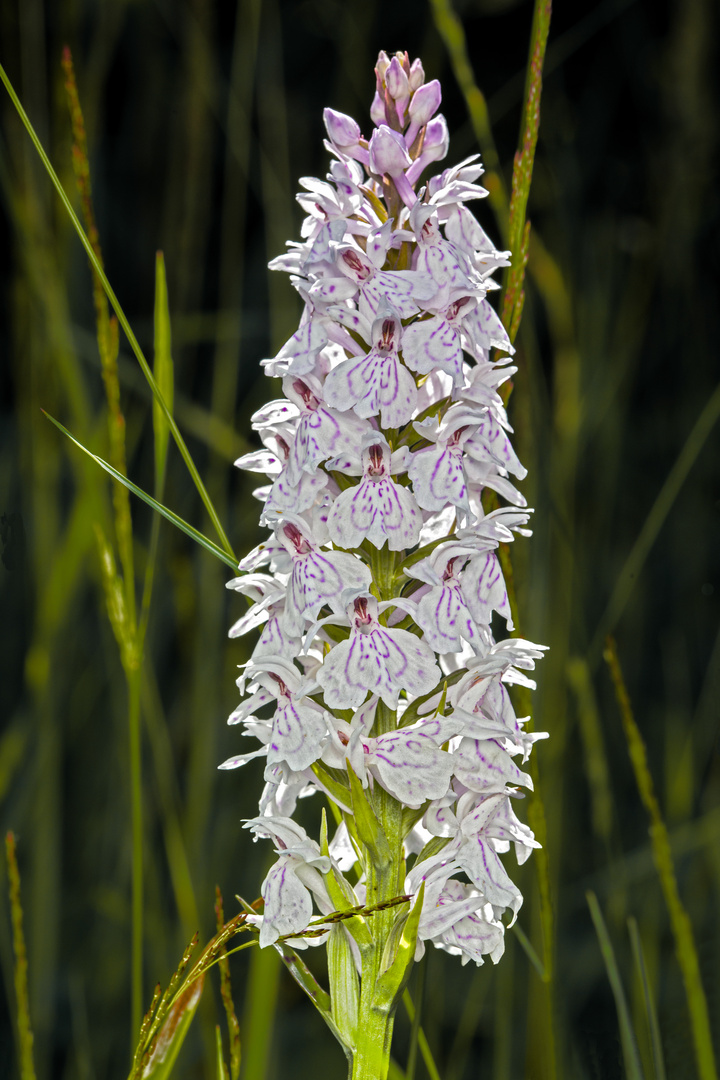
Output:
(224, 47), (547, 1075)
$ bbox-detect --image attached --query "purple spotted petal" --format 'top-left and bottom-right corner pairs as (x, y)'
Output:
(402, 316), (464, 388)
(285, 549), (371, 635)
(464, 413), (527, 480)
(323, 348), (417, 428)
(369, 731), (454, 807)
(267, 701), (328, 772)
(327, 477), (421, 551)
(452, 738), (533, 793)
(408, 444), (470, 513)
(454, 836), (523, 918)
(259, 855), (314, 947)
(317, 625), (440, 709)
(415, 583), (483, 653)
(459, 551), (513, 629)
(286, 405), (368, 487)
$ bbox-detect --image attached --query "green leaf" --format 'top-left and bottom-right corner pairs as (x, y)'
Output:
(42, 412), (237, 571)
(275, 944), (350, 1058)
(140, 975), (204, 1080)
(153, 252), (174, 497)
(346, 760), (392, 870)
(373, 883), (424, 1014)
(214, 1026), (229, 1080)
(0, 59), (234, 559)
(311, 760), (352, 813)
(587, 891), (644, 1080)
(328, 924), (360, 1048)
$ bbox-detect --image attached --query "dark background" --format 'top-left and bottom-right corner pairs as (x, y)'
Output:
(0, 0), (719, 1077)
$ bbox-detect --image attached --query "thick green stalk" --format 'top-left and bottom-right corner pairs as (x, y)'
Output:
(349, 553), (406, 1080)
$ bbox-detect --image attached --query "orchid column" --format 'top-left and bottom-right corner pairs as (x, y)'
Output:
(224, 50), (547, 1080)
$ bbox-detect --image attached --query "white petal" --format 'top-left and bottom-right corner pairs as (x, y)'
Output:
(317, 626), (440, 709)
(416, 583), (483, 653)
(402, 317), (464, 387)
(267, 702), (328, 772)
(259, 855), (313, 947)
(370, 732), (454, 807)
(323, 349), (417, 428)
(452, 738), (533, 793)
(327, 478), (422, 551)
(460, 551), (513, 629)
(408, 445), (470, 513)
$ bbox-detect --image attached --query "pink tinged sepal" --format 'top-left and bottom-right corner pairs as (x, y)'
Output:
(281, 375), (371, 486)
(327, 436), (421, 551)
(459, 549), (513, 630)
(408, 443), (469, 515)
(459, 358), (517, 410)
(433, 882), (506, 965)
(251, 398), (300, 430)
(218, 745), (268, 770)
(452, 737), (533, 794)
(315, 593), (441, 710)
(260, 467), (329, 523)
(462, 297), (514, 356)
(464, 457), (527, 510)
(265, 320), (329, 378)
(322, 312), (417, 428)
(276, 515), (372, 635)
(464, 413), (527, 480)
(449, 833), (523, 922)
(233, 447), (282, 477)
(402, 315), (464, 388)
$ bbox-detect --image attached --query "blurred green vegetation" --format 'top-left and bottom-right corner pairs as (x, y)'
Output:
(0, 0), (719, 1078)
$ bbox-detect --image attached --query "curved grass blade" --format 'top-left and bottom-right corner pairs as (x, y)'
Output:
(628, 917), (667, 1080)
(42, 412), (238, 572)
(0, 61), (235, 561)
(586, 891), (644, 1080)
(604, 638), (718, 1080)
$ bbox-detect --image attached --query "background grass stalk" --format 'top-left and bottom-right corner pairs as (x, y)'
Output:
(5, 833), (37, 1080)
(604, 637), (718, 1080)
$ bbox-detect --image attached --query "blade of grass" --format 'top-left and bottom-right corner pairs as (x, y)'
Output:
(586, 890), (644, 1080)
(241, 944), (281, 1080)
(0, 60), (235, 561)
(215, 888), (241, 1080)
(628, 917), (667, 1080)
(42, 412), (238, 571)
(604, 637), (718, 1080)
(590, 380), (720, 662)
(402, 987), (442, 1080)
(5, 833), (37, 1080)
(215, 1025), (230, 1080)
(501, 0), (552, 343)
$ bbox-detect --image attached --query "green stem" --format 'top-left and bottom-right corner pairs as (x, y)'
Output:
(127, 664), (143, 1041)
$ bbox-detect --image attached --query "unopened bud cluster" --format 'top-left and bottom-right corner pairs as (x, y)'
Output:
(224, 49), (547, 968)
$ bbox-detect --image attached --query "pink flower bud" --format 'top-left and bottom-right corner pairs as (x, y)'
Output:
(406, 115), (450, 185)
(385, 56), (410, 124)
(375, 50), (390, 82)
(368, 125), (411, 177)
(405, 79), (442, 147)
(323, 108), (362, 150)
(370, 90), (387, 127)
(386, 56), (409, 100)
(408, 58), (425, 91)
